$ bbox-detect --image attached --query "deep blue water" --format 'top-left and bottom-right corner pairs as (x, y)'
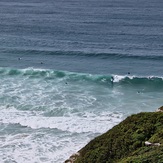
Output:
(0, 0), (163, 162)
(0, 0), (163, 75)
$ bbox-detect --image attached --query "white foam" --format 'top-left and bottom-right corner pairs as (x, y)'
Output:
(0, 107), (123, 163)
(0, 108), (123, 134)
(112, 74), (163, 83)
(112, 75), (126, 82)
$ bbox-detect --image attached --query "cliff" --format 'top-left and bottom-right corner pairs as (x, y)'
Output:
(65, 107), (163, 163)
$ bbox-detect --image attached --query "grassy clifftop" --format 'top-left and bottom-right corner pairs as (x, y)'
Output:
(72, 111), (163, 163)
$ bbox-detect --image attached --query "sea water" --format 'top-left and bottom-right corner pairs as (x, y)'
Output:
(0, 0), (163, 162)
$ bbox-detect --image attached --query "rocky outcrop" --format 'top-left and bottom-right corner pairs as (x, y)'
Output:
(156, 106), (163, 112)
(145, 141), (161, 146)
(65, 152), (80, 163)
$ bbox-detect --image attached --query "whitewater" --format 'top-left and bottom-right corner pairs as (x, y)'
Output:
(0, 67), (163, 162)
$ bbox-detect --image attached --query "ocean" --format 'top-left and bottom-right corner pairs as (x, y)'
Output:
(0, 0), (163, 162)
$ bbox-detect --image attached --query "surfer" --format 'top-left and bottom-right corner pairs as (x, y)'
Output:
(111, 76), (114, 86)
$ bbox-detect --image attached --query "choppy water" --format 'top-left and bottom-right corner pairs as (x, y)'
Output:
(0, 0), (163, 162)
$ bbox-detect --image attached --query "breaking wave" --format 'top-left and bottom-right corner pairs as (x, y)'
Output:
(0, 67), (163, 88)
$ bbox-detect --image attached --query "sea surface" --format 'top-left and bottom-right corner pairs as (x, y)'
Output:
(0, 0), (163, 162)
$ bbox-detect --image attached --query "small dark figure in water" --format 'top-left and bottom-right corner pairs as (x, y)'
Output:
(128, 72), (130, 75)
(40, 62), (43, 64)
(18, 57), (21, 60)
(111, 76), (114, 86)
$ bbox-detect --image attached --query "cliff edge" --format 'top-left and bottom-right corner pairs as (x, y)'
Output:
(65, 107), (163, 163)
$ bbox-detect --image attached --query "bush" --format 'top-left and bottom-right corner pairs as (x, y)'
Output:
(75, 112), (163, 163)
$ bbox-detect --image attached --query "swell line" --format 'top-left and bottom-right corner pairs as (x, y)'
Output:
(2, 48), (163, 60)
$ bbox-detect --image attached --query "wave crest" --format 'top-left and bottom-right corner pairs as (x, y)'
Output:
(0, 67), (163, 87)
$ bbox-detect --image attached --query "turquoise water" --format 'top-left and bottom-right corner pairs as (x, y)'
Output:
(0, 0), (163, 162)
(0, 68), (162, 162)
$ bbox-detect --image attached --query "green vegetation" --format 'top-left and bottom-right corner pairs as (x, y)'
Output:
(75, 112), (163, 163)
